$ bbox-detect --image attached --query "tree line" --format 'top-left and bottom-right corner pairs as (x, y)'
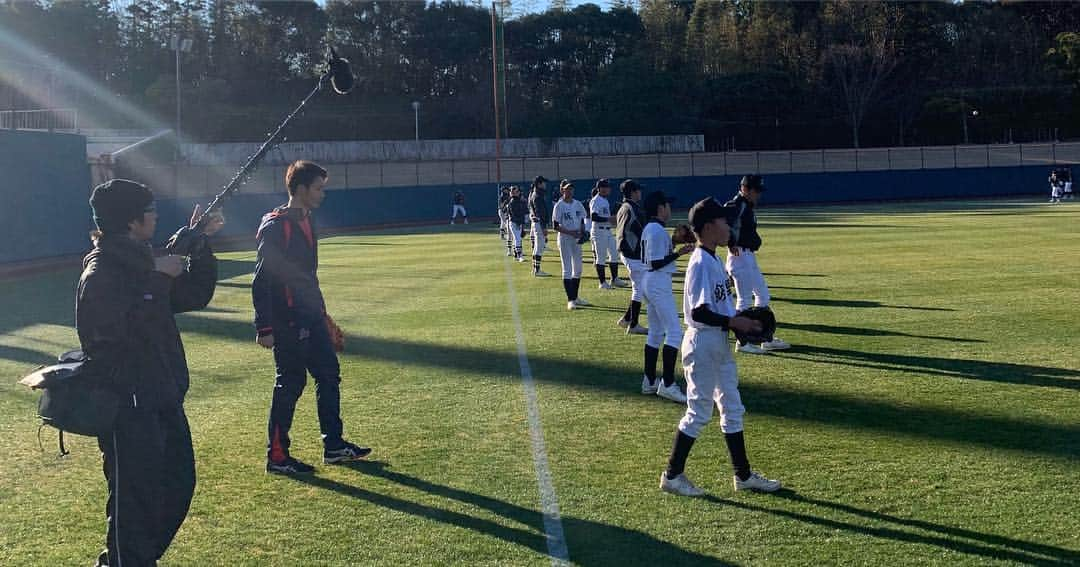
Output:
(2, 0), (1080, 150)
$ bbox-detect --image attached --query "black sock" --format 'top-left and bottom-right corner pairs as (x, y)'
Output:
(666, 430), (696, 479)
(572, 278), (581, 300)
(644, 345), (659, 382)
(724, 431), (751, 481)
(562, 279), (573, 300)
(609, 263), (620, 279)
(661, 345), (678, 387)
(622, 303), (633, 323)
(595, 264), (607, 283)
(630, 300), (642, 327)
(515, 246), (522, 258)
(533, 255), (542, 273)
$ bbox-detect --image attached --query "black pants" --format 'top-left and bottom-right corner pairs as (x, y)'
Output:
(268, 322), (344, 460)
(97, 404), (195, 566)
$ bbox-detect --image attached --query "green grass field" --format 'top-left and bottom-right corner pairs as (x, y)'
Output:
(1, 198), (1078, 566)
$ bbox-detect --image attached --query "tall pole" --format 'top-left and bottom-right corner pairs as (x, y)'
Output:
(175, 43), (182, 159)
(491, 2), (502, 187)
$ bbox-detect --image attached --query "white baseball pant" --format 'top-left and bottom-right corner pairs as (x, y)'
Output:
(452, 204), (467, 219)
(558, 234), (583, 279)
(643, 271), (682, 349)
(678, 327), (744, 437)
(591, 229), (618, 265)
(509, 221), (524, 249)
(725, 249), (770, 312)
(620, 255), (647, 302)
(531, 222), (547, 257)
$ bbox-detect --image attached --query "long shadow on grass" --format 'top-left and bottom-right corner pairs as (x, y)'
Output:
(780, 322), (984, 343)
(217, 258), (255, 281)
(286, 461), (731, 566)
(174, 313), (1080, 458)
(776, 345), (1080, 390)
(772, 296), (954, 311)
(762, 272), (828, 278)
(702, 492), (1076, 565)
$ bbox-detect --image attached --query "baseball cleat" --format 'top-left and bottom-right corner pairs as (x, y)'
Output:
(760, 337), (790, 351)
(656, 381), (688, 404)
(574, 297), (591, 306)
(611, 277), (629, 288)
(661, 472), (704, 497)
(534, 270), (551, 277)
(598, 281), (613, 290)
(734, 471), (782, 493)
(516, 257), (526, 263)
(567, 300), (578, 310)
(324, 441), (372, 464)
(626, 325), (648, 335)
(736, 342), (769, 355)
(641, 375), (659, 395)
(266, 456), (315, 475)
(617, 317), (630, 328)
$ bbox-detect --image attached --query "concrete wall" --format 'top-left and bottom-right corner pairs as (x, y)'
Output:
(0, 130), (91, 263)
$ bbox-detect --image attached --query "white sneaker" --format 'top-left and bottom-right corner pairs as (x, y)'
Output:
(760, 337), (790, 351)
(611, 277), (629, 288)
(656, 381), (687, 404)
(567, 300), (578, 310)
(661, 472), (704, 497)
(574, 297), (591, 306)
(736, 342), (768, 355)
(617, 317), (630, 328)
(734, 471), (782, 493)
(626, 325), (648, 335)
(516, 257), (525, 263)
(534, 270), (551, 277)
(641, 375), (658, 394)
(598, 282), (613, 290)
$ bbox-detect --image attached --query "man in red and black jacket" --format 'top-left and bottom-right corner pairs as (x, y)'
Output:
(253, 160), (370, 474)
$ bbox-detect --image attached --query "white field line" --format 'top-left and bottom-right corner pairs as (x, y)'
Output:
(503, 258), (571, 566)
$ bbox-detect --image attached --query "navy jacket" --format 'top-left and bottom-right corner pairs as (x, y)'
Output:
(252, 206), (326, 335)
(724, 194), (763, 251)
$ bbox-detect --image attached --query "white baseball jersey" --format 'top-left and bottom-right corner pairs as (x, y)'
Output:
(641, 221), (676, 275)
(683, 247), (735, 330)
(552, 199), (587, 234)
(588, 194), (612, 231)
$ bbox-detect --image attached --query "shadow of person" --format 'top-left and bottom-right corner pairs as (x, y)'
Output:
(696, 490), (1076, 565)
(771, 297), (954, 311)
(287, 461), (732, 566)
(780, 322), (985, 343)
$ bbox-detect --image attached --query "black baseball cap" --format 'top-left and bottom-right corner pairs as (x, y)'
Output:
(533, 175), (548, 185)
(620, 179), (642, 197)
(688, 197), (737, 235)
(559, 179), (574, 190)
(642, 190), (676, 216)
(740, 175), (766, 191)
(595, 178), (610, 188)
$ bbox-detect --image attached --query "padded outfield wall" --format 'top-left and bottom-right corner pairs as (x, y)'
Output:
(0, 130), (91, 264)
(146, 164), (1053, 246)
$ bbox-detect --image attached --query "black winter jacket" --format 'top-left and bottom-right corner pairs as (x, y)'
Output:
(507, 195), (528, 225)
(724, 194), (763, 251)
(616, 199), (645, 260)
(76, 234), (217, 409)
(529, 188), (550, 226)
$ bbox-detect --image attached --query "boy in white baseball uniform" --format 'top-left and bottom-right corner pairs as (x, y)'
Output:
(589, 179), (625, 290)
(724, 175), (790, 354)
(641, 190), (694, 403)
(660, 198), (782, 497)
(528, 176), (551, 277)
(553, 179), (590, 309)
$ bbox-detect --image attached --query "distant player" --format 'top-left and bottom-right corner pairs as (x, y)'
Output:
(660, 197), (781, 497)
(1064, 168), (1074, 200)
(506, 185), (528, 262)
(1049, 170), (1063, 204)
(528, 176), (551, 277)
(553, 179), (590, 309)
(498, 185), (511, 253)
(640, 190), (693, 403)
(589, 178), (625, 290)
(615, 179), (648, 334)
(724, 175), (790, 354)
(451, 190), (468, 224)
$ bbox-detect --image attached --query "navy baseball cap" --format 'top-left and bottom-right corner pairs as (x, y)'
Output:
(688, 197), (736, 234)
(620, 179), (643, 196)
(534, 175), (548, 184)
(642, 190), (676, 216)
(595, 178), (611, 188)
(740, 175), (766, 191)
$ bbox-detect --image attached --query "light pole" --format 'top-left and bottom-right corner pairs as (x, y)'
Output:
(171, 35), (193, 160)
(411, 100), (420, 141)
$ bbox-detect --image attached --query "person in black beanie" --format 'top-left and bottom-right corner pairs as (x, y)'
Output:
(78, 179), (223, 566)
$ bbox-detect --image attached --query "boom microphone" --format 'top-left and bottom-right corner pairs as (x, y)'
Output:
(327, 47), (354, 95)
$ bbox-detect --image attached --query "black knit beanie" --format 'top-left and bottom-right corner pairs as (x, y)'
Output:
(90, 179), (154, 234)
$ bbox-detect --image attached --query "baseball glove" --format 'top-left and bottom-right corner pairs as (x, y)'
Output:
(672, 223), (694, 245)
(733, 306), (776, 345)
(325, 313), (345, 353)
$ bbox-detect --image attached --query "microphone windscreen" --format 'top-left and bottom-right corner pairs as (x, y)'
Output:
(329, 56), (354, 95)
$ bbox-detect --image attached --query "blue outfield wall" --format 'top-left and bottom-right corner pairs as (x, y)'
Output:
(150, 164), (1052, 246)
(0, 130), (92, 264)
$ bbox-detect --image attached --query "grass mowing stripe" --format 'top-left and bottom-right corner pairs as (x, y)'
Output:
(503, 256), (571, 567)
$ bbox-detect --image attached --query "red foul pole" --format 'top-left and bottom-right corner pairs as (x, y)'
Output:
(491, 2), (501, 187)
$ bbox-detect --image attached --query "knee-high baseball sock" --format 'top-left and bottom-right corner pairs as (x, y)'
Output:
(630, 300), (642, 327)
(621, 303), (633, 323)
(595, 264), (607, 284)
(506, 237), (513, 254)
(562, 279), (573, 300)
(609, 262), (620, 279)
(644, 345), (659, 382)
(724, 431), (751, 481)
(515, 246), (522, 258)
(661, 345), (678, 387)
(572, 278), (581, 300)
(533, 255), (542, 273)
(666, 430), (696, 479)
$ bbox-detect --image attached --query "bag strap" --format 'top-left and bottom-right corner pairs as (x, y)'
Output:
(36, 423), (70, 457)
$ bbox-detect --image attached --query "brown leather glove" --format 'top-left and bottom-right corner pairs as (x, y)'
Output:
(325, 313), (345, 353)
(672, 223), (695, 245)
